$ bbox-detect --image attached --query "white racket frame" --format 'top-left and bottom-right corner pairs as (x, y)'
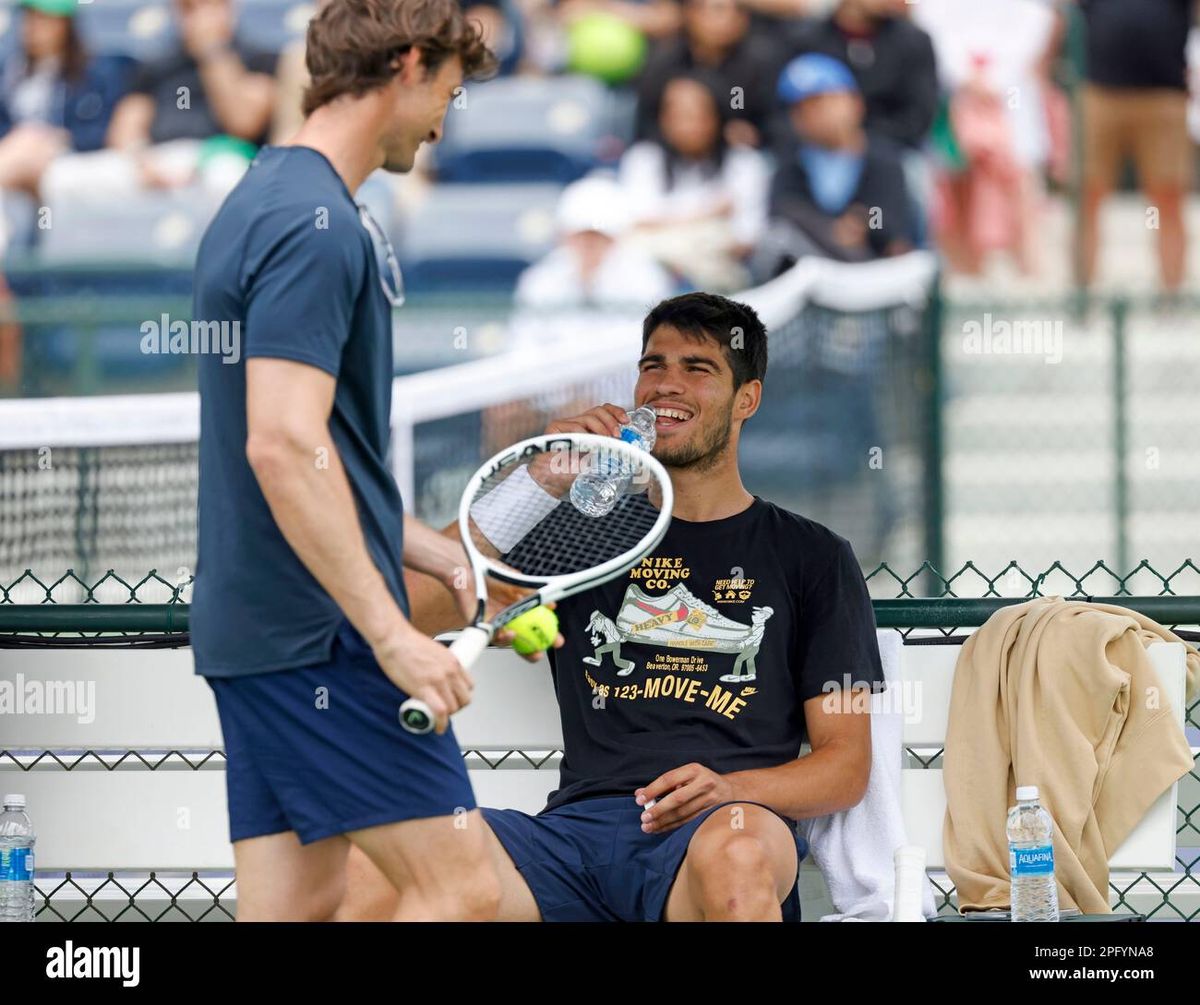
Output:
(400, 432), (673, 733)
(450, 431), (674, 666)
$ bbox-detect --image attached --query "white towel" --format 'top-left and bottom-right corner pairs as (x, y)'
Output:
(799, 630), (937, 921)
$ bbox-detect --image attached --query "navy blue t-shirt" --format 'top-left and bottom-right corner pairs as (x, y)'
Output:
(191, 145), (409, 677)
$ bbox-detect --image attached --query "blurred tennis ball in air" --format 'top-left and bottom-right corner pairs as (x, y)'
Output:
(566, 13), (647, 85)
(507, 605), (559, 655)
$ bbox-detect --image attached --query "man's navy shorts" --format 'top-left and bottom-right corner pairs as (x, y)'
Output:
(206, 619), (475, 845)
(482, 796), (808, 921)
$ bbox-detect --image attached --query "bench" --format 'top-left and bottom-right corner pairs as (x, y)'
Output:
(0, 630), (1193, 920)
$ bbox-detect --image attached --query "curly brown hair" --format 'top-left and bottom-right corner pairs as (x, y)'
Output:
(303, 0), (497, 116)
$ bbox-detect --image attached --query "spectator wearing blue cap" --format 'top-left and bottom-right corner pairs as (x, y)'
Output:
(788, 0), (937, 153)
(754, 52), (913, 274)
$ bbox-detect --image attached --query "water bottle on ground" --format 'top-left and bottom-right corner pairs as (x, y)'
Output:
(1007, 785), (1059, 922)
(570, 406), (657, 517)
(0, 794), (36, 922)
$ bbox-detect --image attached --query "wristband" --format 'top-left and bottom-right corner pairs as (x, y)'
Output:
(468, 465), (560, 554)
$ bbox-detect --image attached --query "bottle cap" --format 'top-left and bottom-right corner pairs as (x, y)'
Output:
(1015, 785), (1039, 801)
(2, 794), (25, 809)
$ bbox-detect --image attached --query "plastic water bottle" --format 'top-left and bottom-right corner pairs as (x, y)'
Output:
(570, 406), (657, 517)
(1007, 785), (1059, 922)
(0, 794), (35, 922)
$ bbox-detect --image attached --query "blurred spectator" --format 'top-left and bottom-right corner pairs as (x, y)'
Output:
(0, 0), (131, 229)
(754, 53), (912, 275)
(789, 0), (937, 152)
(514, 174), (674, 309)
(621, 70), (768, 291)
(1077, 0), (1194, 293)
(42, 0), (276, 204)
(915, 0), (1064, 276)
(635, 0), (789, 148)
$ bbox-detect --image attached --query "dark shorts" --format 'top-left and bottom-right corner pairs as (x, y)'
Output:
(481, 796), (808, 922)
(206, 619), (475, 845)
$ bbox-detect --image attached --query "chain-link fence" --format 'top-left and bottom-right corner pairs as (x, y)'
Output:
(938, 293), (1200, 581)
(0, 561), (1196, 921)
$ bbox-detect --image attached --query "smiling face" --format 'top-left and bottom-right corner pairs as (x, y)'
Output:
(378, 52), (464, 173)
(635, 324), (760, 472)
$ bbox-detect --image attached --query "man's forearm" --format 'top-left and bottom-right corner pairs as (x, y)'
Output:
(403, 567), (467, 637)
(196, 51), (273, 140)
(402, 514), (469, 586)
(249, 429), (411, 649)
(400, 519), (471, 636)
(726, 739), (870, 820)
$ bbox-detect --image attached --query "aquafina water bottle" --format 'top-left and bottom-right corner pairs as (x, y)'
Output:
(1007, 785), (1059, 922)
(0, 794), (36, 922)
(569, 406), (657, 517)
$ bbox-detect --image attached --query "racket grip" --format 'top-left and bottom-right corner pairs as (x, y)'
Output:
(449, 625), (492, 668)
(399, 698), (435, 735)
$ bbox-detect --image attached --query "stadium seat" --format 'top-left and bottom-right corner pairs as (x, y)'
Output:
(75, 1), (176, 61)
(436, 75), (634, 184)
(10, 192), (209, 383)
(235, 0), (314, 55)
(57, 1), (310, 60)
(2, 189), (38, 254)
(37, 190), (216, 264)
(397, 182), (561, 294)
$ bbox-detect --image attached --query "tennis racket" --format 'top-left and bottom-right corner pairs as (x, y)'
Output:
(400, 432), (673, 734)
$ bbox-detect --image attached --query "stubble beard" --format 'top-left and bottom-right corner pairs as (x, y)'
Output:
(653, 402), (734, 475)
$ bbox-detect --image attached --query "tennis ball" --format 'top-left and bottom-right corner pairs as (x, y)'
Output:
(566, 13), (647, 85)
(507, 605), (559, 656)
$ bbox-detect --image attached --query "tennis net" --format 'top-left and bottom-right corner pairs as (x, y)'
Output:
(0, 253), (940, 602)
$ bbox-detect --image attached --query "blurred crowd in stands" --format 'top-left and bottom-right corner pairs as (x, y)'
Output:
(0, 0), (1195, 386)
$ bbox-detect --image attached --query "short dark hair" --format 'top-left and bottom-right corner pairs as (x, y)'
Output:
(641, 292), (768, 388)
(303, 0), (496, 116)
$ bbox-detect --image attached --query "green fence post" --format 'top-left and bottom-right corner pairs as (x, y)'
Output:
(921, 272), (946, 593)
(1065, 1), (1088, 293)
(1111, 296), (1129, 576)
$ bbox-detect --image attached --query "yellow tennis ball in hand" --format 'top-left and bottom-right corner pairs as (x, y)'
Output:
(507, 605), (559, 655)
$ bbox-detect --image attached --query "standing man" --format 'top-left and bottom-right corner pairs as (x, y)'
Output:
(1077, 0), (1195, 293)
(190, 0), (513, 921)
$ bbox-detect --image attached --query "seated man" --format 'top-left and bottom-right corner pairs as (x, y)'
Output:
(42, 0), (276, 203)
(342, 292), (883, 922)
(755, 53), (914, 277)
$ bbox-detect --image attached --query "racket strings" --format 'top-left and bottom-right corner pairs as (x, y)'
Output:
(505, 494), (661, 578)
(469, 450), (665, 579)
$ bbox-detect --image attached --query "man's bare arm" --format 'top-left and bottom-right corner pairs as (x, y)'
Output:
(106, 94), (154, 150)
(245, 358), (473, 729)
(197, 53), (276, 142)
(726, 690), (873, 818)
(401, 521), (472, 637)
(247, 358), (408, 646)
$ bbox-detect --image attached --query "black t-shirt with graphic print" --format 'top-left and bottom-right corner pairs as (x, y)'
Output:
(537, 495), (885, 812)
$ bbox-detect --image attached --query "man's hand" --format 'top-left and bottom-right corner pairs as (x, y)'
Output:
(372, 624), (475, 735)
(831, 208), (869, 250)
(181, 0), (235, 59)
(545, 403), (630, 438)
(447, 574), (564, 663)
(635, 762), (736, 834)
